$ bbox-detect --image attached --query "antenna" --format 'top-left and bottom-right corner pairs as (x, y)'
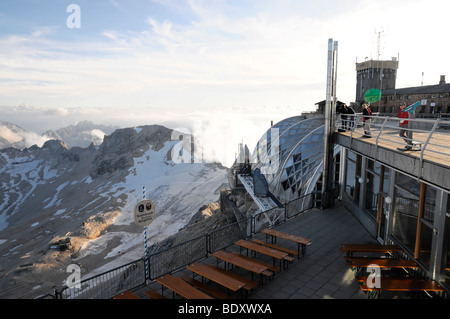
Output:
(375, 27), (384, 60)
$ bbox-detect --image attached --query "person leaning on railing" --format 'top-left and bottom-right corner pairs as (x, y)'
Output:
(398, 102), (412, 149)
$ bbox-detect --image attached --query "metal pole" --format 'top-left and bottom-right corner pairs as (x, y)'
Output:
(322, 39), (338, 209)
(142, 186), (149, 282)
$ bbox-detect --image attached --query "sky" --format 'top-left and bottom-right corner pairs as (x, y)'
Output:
(0, 0), (449, 165)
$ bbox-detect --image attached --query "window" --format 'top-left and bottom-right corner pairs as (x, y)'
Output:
(392, 173), (438, 268)
(345, 151), (356, 197)
(442, 197), (450, 285)
(392, 173), (420, 252)
(345, 151), (361, 203)
(365, 159), (381, 219)
(416, 185), (436, 267)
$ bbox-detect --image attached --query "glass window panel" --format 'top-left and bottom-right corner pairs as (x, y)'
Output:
(392, 182), (420, 253)
(365, 171), (379, 219)
(345, 159), (356, 197)
(442, 198), (450, 285)
(417, 223), (433, 268)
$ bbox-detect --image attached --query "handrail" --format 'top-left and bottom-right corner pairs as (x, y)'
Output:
(336, 113), (450, 165)
(43, 192), (314, 299)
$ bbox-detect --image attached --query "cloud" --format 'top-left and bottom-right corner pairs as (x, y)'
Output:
(20, 131), (52, 148)
(1, 0), (449, 156)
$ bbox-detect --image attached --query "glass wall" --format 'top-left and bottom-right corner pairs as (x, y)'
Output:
(441, 196), (450, 285)
(365, 159), (381, 219)
(392, 173), (421, 253)
(345, 151), (356, 197)
(391, 172), (437, 268)
(416, 185), (436, 267)
(345, 150), (361, 203)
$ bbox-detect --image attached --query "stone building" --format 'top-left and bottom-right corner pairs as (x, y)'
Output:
(355, 58), (399, 107)
(376, 75), (450, 116)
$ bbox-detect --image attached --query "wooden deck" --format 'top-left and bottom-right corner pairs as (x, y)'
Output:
(339, 129), (450, 167)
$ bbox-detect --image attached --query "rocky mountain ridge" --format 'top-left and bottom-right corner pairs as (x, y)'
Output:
(0, 124), (228, 298)
(0, 120), (119, 150)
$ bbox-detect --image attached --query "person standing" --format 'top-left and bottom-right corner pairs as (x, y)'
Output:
(398, 102), (412, 149)
(362, 102), (372, 137)
(340, 103), (354, 131)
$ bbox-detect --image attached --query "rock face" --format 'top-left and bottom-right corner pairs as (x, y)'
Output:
(0, 124), (228, 299)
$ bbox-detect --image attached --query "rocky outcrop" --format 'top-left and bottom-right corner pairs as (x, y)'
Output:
(91, 125), (172, 177)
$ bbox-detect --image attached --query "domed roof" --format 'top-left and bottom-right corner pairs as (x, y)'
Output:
(251, 116), (326, 203)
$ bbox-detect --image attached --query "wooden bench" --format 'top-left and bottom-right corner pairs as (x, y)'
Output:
(252, 238), (299, 259)
(346, 257), (419, 277)
(341, 243), (402, 257)
(356, 276), (445, 298)
(144, 289), (168, 299)
(181, 275), (232, 299)
(345, 257), (418, 269)
(156, 274), (213, 299)
(113, 291), (141, 299)
(261, 228), (312, 257)
(186, 263), (246, 293)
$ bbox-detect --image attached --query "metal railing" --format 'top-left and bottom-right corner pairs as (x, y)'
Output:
(44, 192), (314, 299)
(336, 113), (450, 165)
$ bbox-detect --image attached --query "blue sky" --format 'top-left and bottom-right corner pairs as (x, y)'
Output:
(0, 0), (449, 164)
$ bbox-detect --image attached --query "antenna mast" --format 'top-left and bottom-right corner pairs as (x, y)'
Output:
(376, 27), (384, 60)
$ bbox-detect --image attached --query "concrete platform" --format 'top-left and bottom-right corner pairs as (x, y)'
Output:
(139, 202), (377, 299)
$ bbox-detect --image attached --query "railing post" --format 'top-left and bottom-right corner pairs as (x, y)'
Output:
(375, 116), (389, 147)
(206, 233), (210, 254)
(420, 118), (440, 167)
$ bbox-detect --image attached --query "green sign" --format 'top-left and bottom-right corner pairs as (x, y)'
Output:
(364, 88), (381, 103)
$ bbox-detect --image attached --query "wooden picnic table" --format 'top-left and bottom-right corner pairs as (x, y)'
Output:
(358, 277), (445, 292)
(212, 250), (273, 282)
(186, 262), (246, 293)
(356, 276), (445, 298)
(156, 274), (213, 299)
(235, 239), (291, 269)
(341, 244), (402, 257)
(212, 250), (270, 274)
(261, 228), (312, 256)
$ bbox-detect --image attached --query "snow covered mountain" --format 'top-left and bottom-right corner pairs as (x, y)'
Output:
(0, 121), (31, 150)
(0, 120), (119, 150)
(0, 124), (228, 298)
(42, 120), (119, 148)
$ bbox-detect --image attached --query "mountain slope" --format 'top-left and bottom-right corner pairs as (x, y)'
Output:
(0, 124), (228, 298)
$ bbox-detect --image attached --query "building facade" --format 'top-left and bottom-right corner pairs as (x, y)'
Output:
(377, 75), (450, 115)
(336, 127), (450, 291)
(355, 58), (399, 106)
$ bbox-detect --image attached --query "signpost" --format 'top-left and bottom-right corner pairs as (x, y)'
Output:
(134, 199), (155, 227)
(135, 186), (156, 282)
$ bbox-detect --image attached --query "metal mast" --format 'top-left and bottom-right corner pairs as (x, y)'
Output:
(322, 38), (338, 209)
